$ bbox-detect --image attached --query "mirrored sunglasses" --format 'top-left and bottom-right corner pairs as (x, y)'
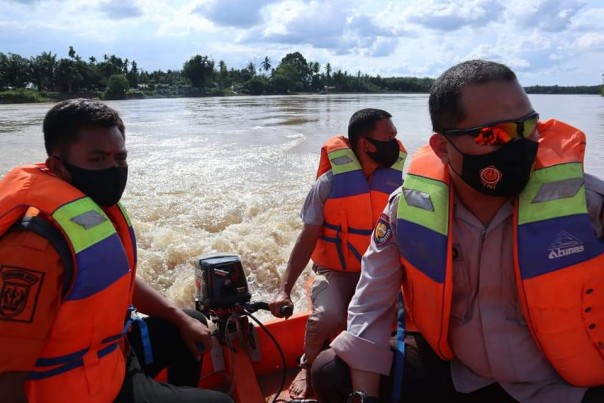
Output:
(441, 111), (540, 146)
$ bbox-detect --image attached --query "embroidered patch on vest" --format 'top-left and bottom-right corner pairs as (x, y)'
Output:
(0, 266), (44, 323)
(548, 231), (584, 259)
(374, 213), (393, 249)
(70, 210), (107, 229)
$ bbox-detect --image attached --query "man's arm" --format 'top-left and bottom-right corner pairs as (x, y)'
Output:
(269, 223), (321, 317)
(132, 278), (210, 359)
(270, 173), (329, 318)
(0, 229), (63, 401)
(331, 192), (404, 396)
(584, 173), (604, 238)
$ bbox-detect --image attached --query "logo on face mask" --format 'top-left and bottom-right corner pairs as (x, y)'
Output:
(448, 138), (538, 197)
(479, 166), (503, 189)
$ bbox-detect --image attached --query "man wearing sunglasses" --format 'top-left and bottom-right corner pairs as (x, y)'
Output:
(312, 60), (604, 402)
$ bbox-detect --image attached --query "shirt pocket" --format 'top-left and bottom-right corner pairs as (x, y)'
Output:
(450, 244), (472, 325)
(503, 261), (527, 327)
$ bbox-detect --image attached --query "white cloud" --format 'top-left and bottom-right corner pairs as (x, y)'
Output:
(575, 33), (604, 51)
(505, 0), (587, 33)
(368, 37), (399, 57)
(405, 0), (504, 31)
(194, 0), (280, 28)
(99, 0), (142, 19)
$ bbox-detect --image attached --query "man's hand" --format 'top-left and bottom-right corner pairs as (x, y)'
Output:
(269, 289), (294, 318)
(176, 314), (212, 361)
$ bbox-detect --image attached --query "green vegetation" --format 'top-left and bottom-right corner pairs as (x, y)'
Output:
(0, 47), (601, 103)
(104, 74), (130, 100)
(0, 88), (54, 103)
(524, 85), (601, 95)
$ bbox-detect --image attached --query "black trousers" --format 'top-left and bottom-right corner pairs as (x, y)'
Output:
(114, 309), (233, 403)
(311, 333), (604, 403)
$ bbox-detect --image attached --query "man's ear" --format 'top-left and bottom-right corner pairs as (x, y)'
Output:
(46, 156), (71, 182)
(429, 133), (449, 164)
(357, 137), (376, 153)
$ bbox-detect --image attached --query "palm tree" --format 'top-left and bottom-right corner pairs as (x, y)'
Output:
(246, 62), (256, 77)
(218, 60), (229, 89)
(32, 51), (57, 91)
(325, 63), (332, 85)
(261, 56), (271, 75)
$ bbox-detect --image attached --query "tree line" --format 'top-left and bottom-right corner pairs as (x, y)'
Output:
(0, 47), (602, 102)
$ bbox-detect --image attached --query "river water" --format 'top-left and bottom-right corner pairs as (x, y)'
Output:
(1, 94), (603, 319)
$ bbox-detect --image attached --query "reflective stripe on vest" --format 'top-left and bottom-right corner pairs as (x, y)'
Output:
(517, 162), (604, 278)
(397, 173), (449, 283)
(118, 202), (138, 263)
(51, 198), (131, 300)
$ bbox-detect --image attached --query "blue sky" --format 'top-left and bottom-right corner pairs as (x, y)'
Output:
(1, 0), (603, 86)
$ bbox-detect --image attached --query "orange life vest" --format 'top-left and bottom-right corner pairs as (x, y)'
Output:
(312, 135), (406, 271)
(0, 164), (137, 402)
(396, 120), (604, 386)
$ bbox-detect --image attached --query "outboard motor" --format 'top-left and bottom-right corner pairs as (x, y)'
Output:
(195, 254), (251, 314)
(193, 253), (292, 402)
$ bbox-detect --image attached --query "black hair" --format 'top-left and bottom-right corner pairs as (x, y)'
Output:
(348, 108), (392, 150)
(43, 98), (125, 156)
(429, 60), (518, 133)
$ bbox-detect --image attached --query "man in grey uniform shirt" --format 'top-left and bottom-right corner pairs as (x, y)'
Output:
(269, 109), (405, 399)
(311, 60), (604, 403)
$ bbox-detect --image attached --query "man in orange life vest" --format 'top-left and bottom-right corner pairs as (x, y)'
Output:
(269, 108), (407, 399)
(0, 99), (233, 403)
(312, 60), (604, 403)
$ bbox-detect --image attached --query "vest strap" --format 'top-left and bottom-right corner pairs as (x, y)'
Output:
(28, 342), (119, 380)
(392, 292), (406, 402)
(124, 306), (154, 365)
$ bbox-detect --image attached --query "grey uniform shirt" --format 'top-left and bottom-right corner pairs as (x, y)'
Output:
(331, 173), (604, 403)
(300, 171), (333, 225)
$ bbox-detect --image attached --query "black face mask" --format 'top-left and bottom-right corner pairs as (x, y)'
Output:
(364, 137), (400, 167)
(62, 162), (128, 206)
(448, 138), (538, 197)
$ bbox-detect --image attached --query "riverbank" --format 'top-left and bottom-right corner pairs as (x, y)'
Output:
(2, 85), (603, 105)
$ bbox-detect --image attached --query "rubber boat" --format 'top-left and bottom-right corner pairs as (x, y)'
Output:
(157, 254), (315, 403)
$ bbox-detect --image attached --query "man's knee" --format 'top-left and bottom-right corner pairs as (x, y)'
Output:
(308, 307), (345, 336)
(311, 349), (336, 378)
(311, 349), (351, 396)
